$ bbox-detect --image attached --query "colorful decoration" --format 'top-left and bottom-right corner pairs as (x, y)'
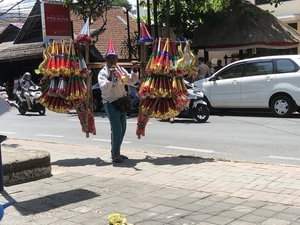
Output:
(76, 18), (92, 45)
(36, 39), (95, 136)
(105, 38), (118, 58)
(136, 37), (198, 137)
(138, 22), (153, 44)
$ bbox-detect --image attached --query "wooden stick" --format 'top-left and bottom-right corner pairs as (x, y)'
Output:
(85, 44), (96, 136)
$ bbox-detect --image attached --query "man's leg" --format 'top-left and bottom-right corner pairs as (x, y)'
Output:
(103, 103), (123, 157)
(130, 90), (139, 109)
(24, 92), (31, 109)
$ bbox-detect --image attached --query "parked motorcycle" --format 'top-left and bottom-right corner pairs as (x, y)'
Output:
(178, 80), (209, 123)
(14, 85), (46, 115)
(0, 86), (9, 105)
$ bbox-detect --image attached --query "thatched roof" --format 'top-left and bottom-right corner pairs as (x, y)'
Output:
(191, 0), (300, 51)
(0, 41), (44, 62)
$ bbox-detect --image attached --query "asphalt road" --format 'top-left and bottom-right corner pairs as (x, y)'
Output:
(1, 106), (300, 166)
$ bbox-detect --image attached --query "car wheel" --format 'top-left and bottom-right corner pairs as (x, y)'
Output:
(271, 96), (294, 118)
(93, 99), (99, 111)
(192, 104), (210, 123)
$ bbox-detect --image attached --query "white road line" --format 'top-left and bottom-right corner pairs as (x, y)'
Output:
(36, 134), (64, 138)
(166, 146), (215, 153)
(0, 131), (16, 134)
(92, 139), (131, 144)
(268, 155), (300, 161)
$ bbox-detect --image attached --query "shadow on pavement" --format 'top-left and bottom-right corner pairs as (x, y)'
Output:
(14, 188), (100, 215)
(51, 155), (214, 169)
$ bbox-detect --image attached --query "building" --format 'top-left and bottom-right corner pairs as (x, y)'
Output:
(0, 1), (138, 98)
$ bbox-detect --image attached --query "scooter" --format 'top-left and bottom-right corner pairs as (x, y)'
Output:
(0, 86), (9, 105)
(14, 86), (46, 115)
(178, 80), (210, 123)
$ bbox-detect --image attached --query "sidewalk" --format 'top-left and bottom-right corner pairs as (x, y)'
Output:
(1, 138), (300, 225)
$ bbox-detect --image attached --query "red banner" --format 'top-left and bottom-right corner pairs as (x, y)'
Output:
(42, 3), (71, 39)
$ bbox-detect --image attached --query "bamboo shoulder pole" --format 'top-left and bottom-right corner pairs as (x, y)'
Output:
(137, 43), (147, 139)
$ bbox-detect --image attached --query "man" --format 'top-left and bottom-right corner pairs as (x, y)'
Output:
(214, 59), (224, 72)
(128, 61), (140, 111)
(20, 72), (36, 109)
(195, 57), (211, 81)
(98, 38), (138, 163)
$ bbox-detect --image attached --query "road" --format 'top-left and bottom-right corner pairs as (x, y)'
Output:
(1, 107), (300, 166)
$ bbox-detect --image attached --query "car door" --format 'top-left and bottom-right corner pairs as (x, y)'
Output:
(209, 63), (245, 107)
(240, 60), (275, 104)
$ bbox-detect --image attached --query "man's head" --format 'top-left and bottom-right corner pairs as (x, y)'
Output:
(105, 54), (118, 67)
(217, 60), (222, 66)
(198, 57), (205, 64)
(23, 72), (31, 80)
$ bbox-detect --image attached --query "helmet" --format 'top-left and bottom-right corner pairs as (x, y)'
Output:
(23, 72), (31, 77)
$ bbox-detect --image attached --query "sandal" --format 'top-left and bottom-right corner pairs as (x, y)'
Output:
(111, 155), (128, 160)
(112, 156), (123, 163)
(120, 155), (129, 159)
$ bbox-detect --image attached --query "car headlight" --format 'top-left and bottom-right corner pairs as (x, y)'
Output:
(193, 87), (202, 92)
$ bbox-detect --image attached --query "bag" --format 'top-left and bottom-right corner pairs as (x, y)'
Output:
(111, 95), (131, 112)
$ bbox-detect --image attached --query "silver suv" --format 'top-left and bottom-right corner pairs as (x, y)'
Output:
(194, 55), (300, 117)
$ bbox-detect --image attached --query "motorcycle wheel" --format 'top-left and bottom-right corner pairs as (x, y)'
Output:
(18, 107), (26, 115)
(192, 104), (210, 123)
(38, 104), (46, 115)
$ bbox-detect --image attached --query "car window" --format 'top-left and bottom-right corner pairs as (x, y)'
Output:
(276, 59), (297, 73)
(217, 64), (244, 79)
(244, 61), (273, 77)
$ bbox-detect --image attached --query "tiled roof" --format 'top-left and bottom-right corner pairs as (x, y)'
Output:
(71, 7), (138, 60)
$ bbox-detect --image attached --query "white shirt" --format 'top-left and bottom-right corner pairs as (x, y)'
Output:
(98, 65), (138, 103)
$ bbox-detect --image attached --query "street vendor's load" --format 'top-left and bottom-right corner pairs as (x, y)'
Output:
(36, 39), (95, 136)
(136, 36), (198, 137)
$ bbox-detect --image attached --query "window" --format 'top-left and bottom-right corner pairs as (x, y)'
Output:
(276, 59), (298, 73)
(244, 61), (273, 77)
(218, 64), (244, 79)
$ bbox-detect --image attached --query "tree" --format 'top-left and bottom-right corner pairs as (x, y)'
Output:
(63, 0), (133, 44)
(140, 0), (283, 39)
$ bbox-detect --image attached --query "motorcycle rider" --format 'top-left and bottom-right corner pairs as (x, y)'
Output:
(20, 72), (36, 109)
(128, 61), (140, 111)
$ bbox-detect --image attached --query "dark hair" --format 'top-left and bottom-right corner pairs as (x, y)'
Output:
(198, 57), (205, 62)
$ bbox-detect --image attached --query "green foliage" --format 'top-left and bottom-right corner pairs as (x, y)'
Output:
(120, 33), (139, 59)
(112, 0), (132, 10)
(143, 0), (282, 39)
(62, 0), (114, 23)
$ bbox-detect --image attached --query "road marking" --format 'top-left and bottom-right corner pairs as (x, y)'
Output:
(166, 146), (215, 153)
(268, 155), (300, 161)
(36, 134), (64, 138)
(92, 139), (131, 144)
(0, 131), (16, 134)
